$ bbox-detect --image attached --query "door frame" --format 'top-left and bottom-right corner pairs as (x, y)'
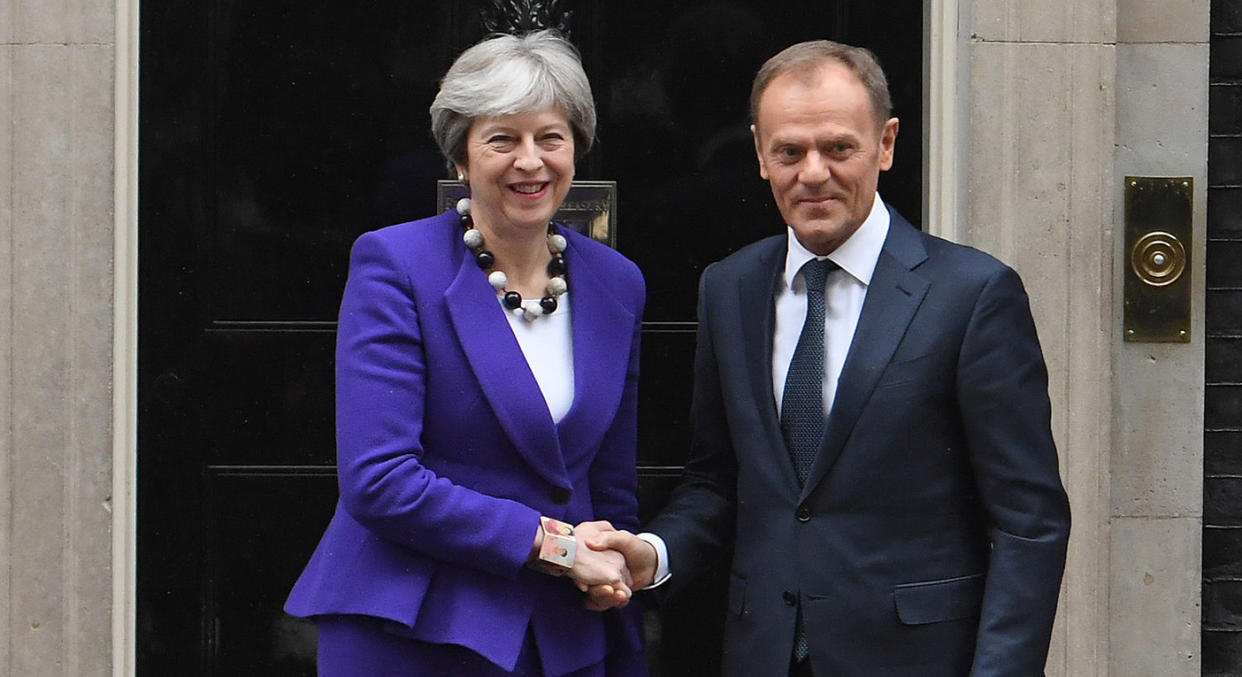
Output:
(109, 2), (959, 672)
(113, 0), (140, 674)
(925, 0), (963, 242)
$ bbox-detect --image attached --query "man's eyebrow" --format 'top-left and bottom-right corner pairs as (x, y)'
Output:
(765, 134), (804, 148)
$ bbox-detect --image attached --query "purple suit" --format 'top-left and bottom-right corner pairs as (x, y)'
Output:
(286, 209), (647, 676)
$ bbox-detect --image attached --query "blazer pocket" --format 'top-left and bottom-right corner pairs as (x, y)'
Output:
(873, 349), (950, 390)
(892, 573), (985, 625)
(728, 572), (748, 617)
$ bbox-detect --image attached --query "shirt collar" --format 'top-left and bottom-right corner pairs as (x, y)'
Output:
(783, 192), (890, 289)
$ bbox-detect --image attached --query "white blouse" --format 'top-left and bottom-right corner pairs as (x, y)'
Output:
(502, 293), (575, 424)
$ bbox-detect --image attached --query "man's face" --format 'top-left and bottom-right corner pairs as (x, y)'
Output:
(752, 62), (898, 255)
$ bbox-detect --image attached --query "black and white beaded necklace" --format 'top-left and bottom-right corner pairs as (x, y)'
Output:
(456, 197), (568, 321)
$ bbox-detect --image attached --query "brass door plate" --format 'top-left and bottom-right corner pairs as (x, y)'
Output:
(1124, 176), (1192, 342)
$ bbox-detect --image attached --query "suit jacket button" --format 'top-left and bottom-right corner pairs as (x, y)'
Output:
(551, 488), (571, 505)
(796, 507), (811, 522)
(783, 591), (797, 606)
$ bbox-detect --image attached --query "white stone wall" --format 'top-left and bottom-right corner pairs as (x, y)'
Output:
(1, 0), (116, 674)
(1111, 0), (1209, 674)
(960, 4), (1117, 675)
(952, 1), (1208, 675)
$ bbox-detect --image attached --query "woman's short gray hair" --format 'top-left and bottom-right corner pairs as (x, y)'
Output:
(430, 30), (596, 169)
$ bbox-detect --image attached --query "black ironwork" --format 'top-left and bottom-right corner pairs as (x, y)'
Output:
(480, 0), (574, 35)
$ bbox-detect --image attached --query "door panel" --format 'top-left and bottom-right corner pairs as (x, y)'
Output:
(139, 3), (922, 673)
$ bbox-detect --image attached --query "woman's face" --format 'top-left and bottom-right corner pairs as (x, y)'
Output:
(458, 107), (575, 237)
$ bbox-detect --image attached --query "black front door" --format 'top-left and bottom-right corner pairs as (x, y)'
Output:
(138, 3), (923, 674)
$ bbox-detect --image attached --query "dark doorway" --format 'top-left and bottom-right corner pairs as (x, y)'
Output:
(137, 3), (923, 674)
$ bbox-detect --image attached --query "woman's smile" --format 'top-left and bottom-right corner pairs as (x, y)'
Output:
(459, 108), (576, 237)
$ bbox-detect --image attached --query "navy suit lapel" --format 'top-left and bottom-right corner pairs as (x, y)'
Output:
(444, 252), (570, 490)
(738, 238), (803, 494)
(801, 213), (930, 499)
(555, 235), (635, 464)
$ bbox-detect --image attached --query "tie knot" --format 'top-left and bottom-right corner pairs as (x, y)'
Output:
(800, 258), (835, 294)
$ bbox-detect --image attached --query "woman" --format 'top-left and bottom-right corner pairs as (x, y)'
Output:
(286, 30), (647, 676)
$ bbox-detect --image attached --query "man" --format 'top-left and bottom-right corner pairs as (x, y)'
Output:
(591, 40), (1071, 676)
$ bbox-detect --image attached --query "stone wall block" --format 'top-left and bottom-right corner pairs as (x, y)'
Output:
(0, 2), (12, 44)
(11, 45), (71, 675)
(1113, 342), (1206, 516)
(1113, 43), (1209, 518)
(1, 42), (14, 677)
(1204, 525), (1242, 578)
(967, 43), (1076, 357)
(1118, 0), (1210, 43)
(1216, 3), (1242, 33)
(969, 0), (1115, 43)
(1062, 43), (1115, 677)
(965, 40), (1115, 677)
(1109, 517), (1201, 676)
(1116, 44), (1211, 172)
(1205, 629), (1242, 676)
(1212, 36), (1242, 80)
(9, 42), (114, 676)
(1210, 138), (1242, 186)
(8, 0), (113, 46)
(67, 42), (115, 675)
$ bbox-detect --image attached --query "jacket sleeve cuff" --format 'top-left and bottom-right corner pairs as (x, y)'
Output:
(636, 532), (672, 589)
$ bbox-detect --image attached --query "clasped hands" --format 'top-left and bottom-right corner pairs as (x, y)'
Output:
(566, 521), (658, 611)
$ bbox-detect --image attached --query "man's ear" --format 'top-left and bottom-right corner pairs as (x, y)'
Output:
(878, 117), (899, 172)
(752, 123), (769, 180)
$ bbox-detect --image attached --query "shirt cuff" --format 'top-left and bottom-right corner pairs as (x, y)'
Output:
(636, 532), (671, 589)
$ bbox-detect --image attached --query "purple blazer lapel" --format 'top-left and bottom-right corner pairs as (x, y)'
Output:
(555, 234), (634, 460)
(444, 253), (571, 490)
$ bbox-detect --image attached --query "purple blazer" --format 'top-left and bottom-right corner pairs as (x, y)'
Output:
(286, 209), (646, 676)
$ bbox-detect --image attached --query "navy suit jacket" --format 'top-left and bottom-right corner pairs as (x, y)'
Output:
(649, 206), (1071, 677)
(286, 209), (646, 677)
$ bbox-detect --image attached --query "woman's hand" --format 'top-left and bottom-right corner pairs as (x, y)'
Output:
(567, 521), (633, 609)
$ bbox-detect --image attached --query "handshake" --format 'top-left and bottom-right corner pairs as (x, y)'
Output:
(563, 521), (659, 611)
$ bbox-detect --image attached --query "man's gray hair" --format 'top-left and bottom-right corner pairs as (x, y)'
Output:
(430, 30), (596, 169)
(749, 40), (892, 129)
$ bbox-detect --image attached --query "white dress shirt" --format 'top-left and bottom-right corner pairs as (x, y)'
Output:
(640, 195), (891, 589)
(504, 293), (574, 424)
(772, 194), (889, 417)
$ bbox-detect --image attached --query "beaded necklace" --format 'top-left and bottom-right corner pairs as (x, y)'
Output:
(456, 197), (568, 321)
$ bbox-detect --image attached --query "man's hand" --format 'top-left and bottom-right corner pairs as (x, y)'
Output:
(587, 530), (658, 591)
(567, 521), (632, 609)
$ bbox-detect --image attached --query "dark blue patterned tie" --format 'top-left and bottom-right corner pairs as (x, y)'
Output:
(781, 258), (834, 666)
(781, 258), (835, 485)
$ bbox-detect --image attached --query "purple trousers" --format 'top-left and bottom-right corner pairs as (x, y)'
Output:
(316, 615), (645, 677)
